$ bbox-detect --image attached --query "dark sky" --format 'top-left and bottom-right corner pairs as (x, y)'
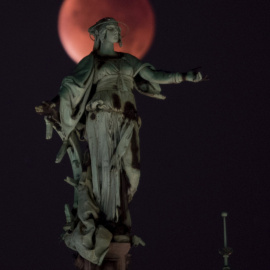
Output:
(2, 0), (270, 269)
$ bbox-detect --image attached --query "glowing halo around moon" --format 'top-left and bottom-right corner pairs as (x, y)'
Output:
(58, 0), (155, 63)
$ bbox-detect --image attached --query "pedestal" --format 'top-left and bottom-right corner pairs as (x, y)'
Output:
(76, 243), (131, 270)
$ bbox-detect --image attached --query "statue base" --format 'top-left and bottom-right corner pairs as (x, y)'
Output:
(75, 243), (131, 270)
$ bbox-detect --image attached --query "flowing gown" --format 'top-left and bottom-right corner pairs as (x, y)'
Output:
(85, 53), (143, 222)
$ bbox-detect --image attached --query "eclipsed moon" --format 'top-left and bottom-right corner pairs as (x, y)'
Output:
(58, 0), (155, 63)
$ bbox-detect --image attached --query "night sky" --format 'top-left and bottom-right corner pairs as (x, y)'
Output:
(2, 0), (270, 269)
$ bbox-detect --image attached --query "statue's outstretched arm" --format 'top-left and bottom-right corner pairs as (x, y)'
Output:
(139, 66), (204, 84)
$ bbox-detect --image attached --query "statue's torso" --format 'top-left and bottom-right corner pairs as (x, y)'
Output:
(88, 54), (141, 112)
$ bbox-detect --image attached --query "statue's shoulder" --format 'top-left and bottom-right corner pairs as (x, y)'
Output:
(74, 53), (94, 70)
(122, 53), (142, 72)
(122, 53), (140, 62)
(61, 53), (95, 88)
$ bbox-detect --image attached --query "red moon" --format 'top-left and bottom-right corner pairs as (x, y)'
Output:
(58, 0), (155, 63)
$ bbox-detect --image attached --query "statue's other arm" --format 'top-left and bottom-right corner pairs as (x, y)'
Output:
(139, 66), (202, 84)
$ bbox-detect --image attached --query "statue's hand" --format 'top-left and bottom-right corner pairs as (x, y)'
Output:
(132, 235), (146, 247)
(35, 101), (56, 116)
(186, 71), (203, 82)
(35, 101), (60, 123)
(185, 67), (208, 83)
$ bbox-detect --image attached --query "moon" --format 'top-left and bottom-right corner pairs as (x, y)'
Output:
(58, 0), (155, 63)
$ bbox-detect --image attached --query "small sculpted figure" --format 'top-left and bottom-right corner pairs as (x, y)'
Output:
(36, 17), (205, 265)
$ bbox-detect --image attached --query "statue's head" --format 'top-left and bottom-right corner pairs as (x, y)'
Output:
(88, 17), (123, 50)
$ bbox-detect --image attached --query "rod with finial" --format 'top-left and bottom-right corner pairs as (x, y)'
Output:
(219, 212), (233, 270)
(222, 212), (228, 249)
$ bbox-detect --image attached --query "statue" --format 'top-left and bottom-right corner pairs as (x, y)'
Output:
(35, 17), (206, 267)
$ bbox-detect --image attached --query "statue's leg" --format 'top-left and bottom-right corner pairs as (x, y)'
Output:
(86, 111), (123, 221)
(122, 123), (140, 203)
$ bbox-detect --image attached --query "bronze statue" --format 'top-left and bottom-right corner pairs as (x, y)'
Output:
(36, 17), (205, 266)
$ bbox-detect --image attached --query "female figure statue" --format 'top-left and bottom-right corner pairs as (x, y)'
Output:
(36, 17), (204, 266)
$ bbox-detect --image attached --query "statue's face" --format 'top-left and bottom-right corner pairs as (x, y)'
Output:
(104, 24), (119, 44)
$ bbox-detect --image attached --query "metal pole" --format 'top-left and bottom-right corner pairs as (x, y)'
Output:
(219, 212), (233, 270)
(222, 212), (227, 248)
